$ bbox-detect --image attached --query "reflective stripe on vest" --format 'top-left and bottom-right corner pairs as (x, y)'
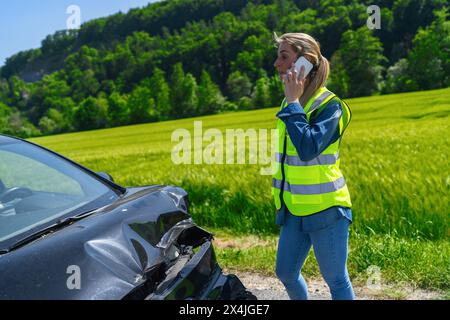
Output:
(272, 176), (346, 195)
(275, 152), (340, 166)
(307, 90), (334, 114)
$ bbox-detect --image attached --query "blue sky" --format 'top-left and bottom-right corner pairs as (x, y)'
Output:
(0, 0), (160, 66)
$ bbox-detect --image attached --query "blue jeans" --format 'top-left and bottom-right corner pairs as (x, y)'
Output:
(275, 206), (355, 300)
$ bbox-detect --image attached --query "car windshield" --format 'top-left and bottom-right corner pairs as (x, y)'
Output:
(0, 139), (119, 248)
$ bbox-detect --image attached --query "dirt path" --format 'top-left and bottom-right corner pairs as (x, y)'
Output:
(231, 271), (444, 300)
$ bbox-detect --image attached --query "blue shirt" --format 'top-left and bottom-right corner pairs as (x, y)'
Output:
(275, 98), (352, 225)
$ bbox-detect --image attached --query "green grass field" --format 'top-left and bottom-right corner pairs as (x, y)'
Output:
(30, 87), (450, 290)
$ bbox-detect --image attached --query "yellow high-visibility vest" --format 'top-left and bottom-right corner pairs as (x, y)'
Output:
(272, 87), (352, 216)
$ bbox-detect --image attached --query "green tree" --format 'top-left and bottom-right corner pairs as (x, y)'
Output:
(0, 78), (10, 104)
(58, 97), (76, 131)
(170, 63), (186, 118)
(38, 117), (57, 135)
(226, 71), (252, 102)
(107, 92), (129, 126)
(170, 63), (199, 118)
(267, 74), (284, 108)
(41, 30), (76, 56)
(313, 0), (361, 58)
(5, 111), (40, 138)
(65, 46), (100, 73)
(0, 102), (10, 118)
(146, 68), (171, 120)
(8, 76), (32, 110)
(390, 0), (447, 60)
(252, 76), (270, 109)
(233, 35), (269, 81)
(101, 80), (117, 96)
(238, 96), (253, 110)
(336, 27), (387, 97)
(38, 108), (66, 134)
(197, 70), (225, 115)
(69, 69), (101, 103)
(406, 8), (449, 89)
(327, 51), (350, 97)
(30, 72), (71, 122)
(281, 8), (317, 37)
(128, 85), (157, 124)
(382, 58), (417, 93)
(0, 102), (12, 135)
(181, 73), (199, 117)
(74, 97), (108, 131)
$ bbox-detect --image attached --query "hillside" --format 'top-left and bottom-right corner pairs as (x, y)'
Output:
(0, 0), (448, 139)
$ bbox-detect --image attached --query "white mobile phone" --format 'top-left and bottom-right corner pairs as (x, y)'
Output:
(293, 56), (313, 79)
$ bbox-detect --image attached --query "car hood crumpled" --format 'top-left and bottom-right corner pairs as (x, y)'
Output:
(0, 185), (195, 300)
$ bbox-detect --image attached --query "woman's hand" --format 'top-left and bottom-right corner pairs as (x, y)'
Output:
(282, 63), (306, 104)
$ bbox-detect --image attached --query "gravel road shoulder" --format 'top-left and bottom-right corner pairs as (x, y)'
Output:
(230, 271), (445, 300)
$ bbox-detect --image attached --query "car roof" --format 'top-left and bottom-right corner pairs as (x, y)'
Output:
(0, 134), (21, 145)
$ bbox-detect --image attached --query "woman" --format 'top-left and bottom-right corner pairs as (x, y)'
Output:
(272, 32), (355, 300)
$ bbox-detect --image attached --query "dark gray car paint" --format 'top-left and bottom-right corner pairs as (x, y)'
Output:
(0, 185), (193, 299)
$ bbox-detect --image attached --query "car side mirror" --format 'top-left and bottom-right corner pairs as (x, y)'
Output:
(96, 172), (115, 182)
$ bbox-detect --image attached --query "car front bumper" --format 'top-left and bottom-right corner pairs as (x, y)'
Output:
(146, 240), (256, 300)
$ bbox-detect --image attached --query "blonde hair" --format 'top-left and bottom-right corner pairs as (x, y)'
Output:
(273, 32), (330, 106)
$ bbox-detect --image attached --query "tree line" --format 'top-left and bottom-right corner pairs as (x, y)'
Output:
(0, 0), (448, 137)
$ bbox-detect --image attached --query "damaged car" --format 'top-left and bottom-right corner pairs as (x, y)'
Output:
(0, 134), (256, 300)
